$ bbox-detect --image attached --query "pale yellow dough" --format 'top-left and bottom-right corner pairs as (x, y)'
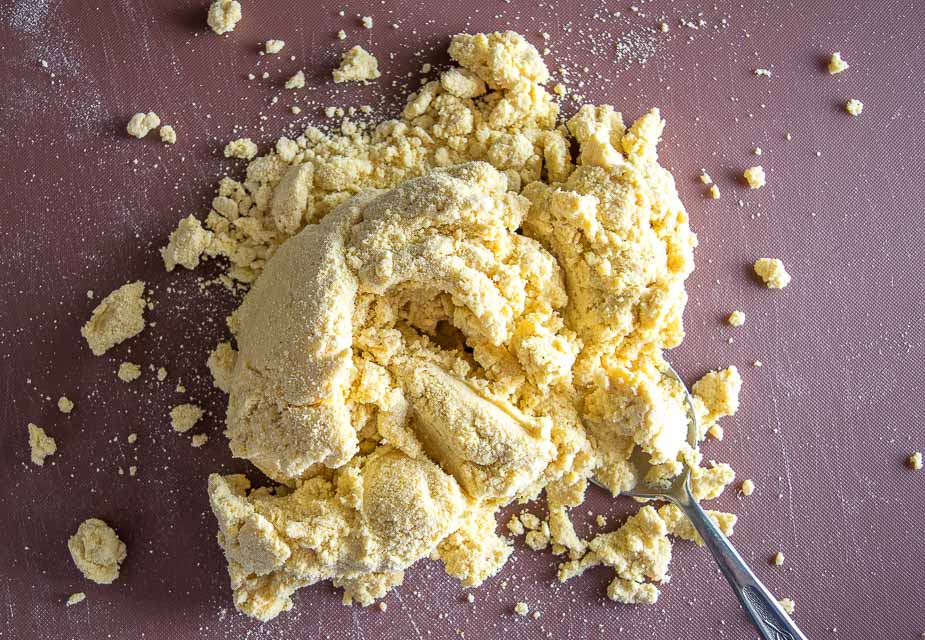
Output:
(80, 281), (146, 356)
(180, 31), (740, 620)
(207, 0), (241, 35)
(754, 258), (791, 289)
(28, 423), (56, 466)
(332, 46), (381, 83)
(68, 518), (127, 584)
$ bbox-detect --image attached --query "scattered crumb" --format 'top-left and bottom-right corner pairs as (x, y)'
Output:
(466, 593), (475, 603)
(377, 602), (387, 612)
(740, 479), (755, 496)
(845, 99), (863, 116)
(743, 165), (766, 189)
(773, 551), (785, 566)
(224, 138), (258, 160)
(157, 367), (168, 381)
(66, 592), (86, 606)
(827, 51), (848, 74)
(126, 112), (160, 139)
(659, 22), (669, 33)
(127, 433), (138, 444)
(595, 514), (607, 527)
(727, 310), (745, 327)
(264, 39), (285, 54)
(170, 403), (204, 433)
(908, 452), (923, 470)
(285, 70), (306, 90)
(159, 125), (177, 144)
(699, 171), (712, 184)
(58, 396), (74, 414)
(779, 598), (796, 614)
(207, 0), (242, 35)
(333, 46), (381, 83)
(753, 68), (771, 77)
(708, 184), (720, 199)
(514, 601), (529, 616)
(191, 433), (209, 448)
(754, 360), (763, 367)
(161, 215), (212, 271)
(28, 423), (57, 466)
(337, 29), (347, 40)
(129, 465), (138, 477)
(80, 281), (146, 356)
(754, 258), (791, 289)
(117, 361), (142, 383)
(291, 106), (302, 114)
(506, 515), (525, 536)
(754, 147), (762, 155)
(68, 518), (126, 584)
(361, 16), (373, 29)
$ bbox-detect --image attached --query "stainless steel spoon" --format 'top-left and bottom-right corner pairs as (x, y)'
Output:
(590, 364), (808, 640)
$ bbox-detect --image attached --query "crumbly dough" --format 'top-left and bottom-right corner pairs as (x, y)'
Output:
(159, 125), (177, 144)
(743, 165), (766, 189)
(224, 138), (259, 160)
(285, 70), (306, 90)
(80, 281), (146, 356)
(908, 452), (922, 470)
(827, 52), (848, 74)
(741, 478), (755, 495)
(161, 215), (213, 271)
(170, 403), (204, 433)
(264, 39), (285, 54)
(845, 99), (863, 116)
(67, 518), (127, 584)
(117, 361), (141, 382)
(754, 258), (791, 289)
(191, 433), (209, 448)
(332, 46), (381, 83)
(126, 112), (160, 139)
(28, 423), (56, 466)
(177, 31), (741, 619)
(58, 396), (74, 413)
(66, 592), (86, 606)
(727, 310), (745, 326)
(207, 0), (241, 34)
(779, 597), (796, 614)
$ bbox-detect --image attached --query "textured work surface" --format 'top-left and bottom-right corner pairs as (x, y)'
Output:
(1, 1), (923, 638)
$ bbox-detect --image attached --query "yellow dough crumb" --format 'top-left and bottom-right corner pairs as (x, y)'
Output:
(170, 404), (204, 433)
(743, 165), (766, 189)
(66, 592), (86, 606)
(58, 396), (74, 414)
(117, 361), (142, 382)
(772, 551), (785, 566)
(157, 367), (168, 381)
(908, 452), (923, 470)
(207, 0), (241, 34)
(709, 184), (721, 199)
(161, 215), (213, 271)
(127, 433), (138, 444)
(80, 281), (146, 356)
(845, 99), (863, 116)
(126, 112), (160, 139)
(337, 29), (347, 40)
(27, 423), (56, 466)
(332, 46), (381, 83)
(727, 310), (745, 327)
(754, 258), (791, 289)
(361, 16), (373, 29)
(224, 138), (259, 160)
(740, 479), (755, 495)
(285, 70), (306, 89)
(827, 52), (848, 74)
(264, 39), (285, 54)
(191, 433), (209, 448)
(514, 601), (529, 616)
(779, 597), (796, 614)
(67, 518), (127, 584)
(159, 125), (177, 144)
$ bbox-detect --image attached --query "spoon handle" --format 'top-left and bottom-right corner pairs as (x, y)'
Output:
(676, 492), (809, 640)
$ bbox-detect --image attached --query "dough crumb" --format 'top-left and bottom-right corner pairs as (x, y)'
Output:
(699, 172), (712, 184)
(170, 403), (204, 433)
(284, 70), (306, 89)
(67, 518), (127, 584)
(727, 310), (745, 327)
(740, 479), (755, 496)
(264, 39), (285, 54)
(361, 16), (373, 29)
(159, 125), (177, 144)
(908, 452), (923, 470)
(709, 184), (721, 199)
(126, 112), (160, 139)
(377, 602), (387, 612)
(466, 593), (475, 603)
(191, 433), (209, 448)
(337, 29), (347, 40)
(58, 396), (74, 414)
(28, 423), (57, 466)
(157, 367), (168, 381)
(117, 362), (142, 382)
(127, 433), (138, 444)
(224, 138), (258, 160)
(207, 0), (241, 34)
(333, 46), (381, 83)
(66, 592), (86, 606)
(161, 215), (213, 271)
(845, 99), (863, 116)
(514, 601), (529, 616)
(692, 367), (742, 426)
(129, 465), (138, 476)
(772, 551), (785, 566)
(743, 165), (766, 189)
(779, 597), (796, 614)
(80, 281), (146, 356)
(754, 258), (791, 289)
(753, 68), (771, 77)
(827, 52), (848, 74)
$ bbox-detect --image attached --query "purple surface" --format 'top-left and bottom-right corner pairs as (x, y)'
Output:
(1, 1), (924, 638)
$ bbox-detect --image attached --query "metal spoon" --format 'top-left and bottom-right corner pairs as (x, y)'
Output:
(590, 363), (808, 640)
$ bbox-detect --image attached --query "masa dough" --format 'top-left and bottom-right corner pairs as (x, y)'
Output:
(162, 30), (740, 620)
(81, 281), (146, 356)
(68, 518), (127, 584)
(332, 46), (381, 84)
(27, 423), (56, 466)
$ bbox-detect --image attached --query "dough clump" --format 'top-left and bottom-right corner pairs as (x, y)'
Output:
(28, 423), (56, 465)
(754, 258), (791, 289)
(68, 518), (127, 584)
(333, 46), (381, 83)
(81, 281), (146, 356)
(172, 31), (741, 620)
(207, 0), (241, 34)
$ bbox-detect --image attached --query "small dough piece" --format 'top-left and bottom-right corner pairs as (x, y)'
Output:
(773, 551), (785, 566)
(779, 598), (795, 614)
(743, 165), (766, 189)
(727, 310), (745, 327)
(224, 138), (258, 160)
(67, 518), (127, 584)
(207, 0), (241, 34)
(58, 396), (74, 414)
(284, 70), (306, 89)
(692, 366), (742, 429)
(170, 403), (204, 433)
(827, 52), (848, 74)
(66, 592), (86, 606)
(191, 433), (209, 448)
(207, 342), (237, 393)
(28, 423), (56, 466)
(754, 258), (791, 289)
(117, 361), (142, 382)
(709, 184), (721, 199)
(159, 125), (177, 144)
(845, 99), (863, 116)
(161, 215), (213, 271)
(332, 46), (381, 83)
(80, 281), (146, 356)
(360, 16), (373, 29)
(126, 112), (160, 139)
(514, 601), (529, 616)
(264, 39), (285, 54)
(740, 479), (755, 495)
(908, 452), (923, 470)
